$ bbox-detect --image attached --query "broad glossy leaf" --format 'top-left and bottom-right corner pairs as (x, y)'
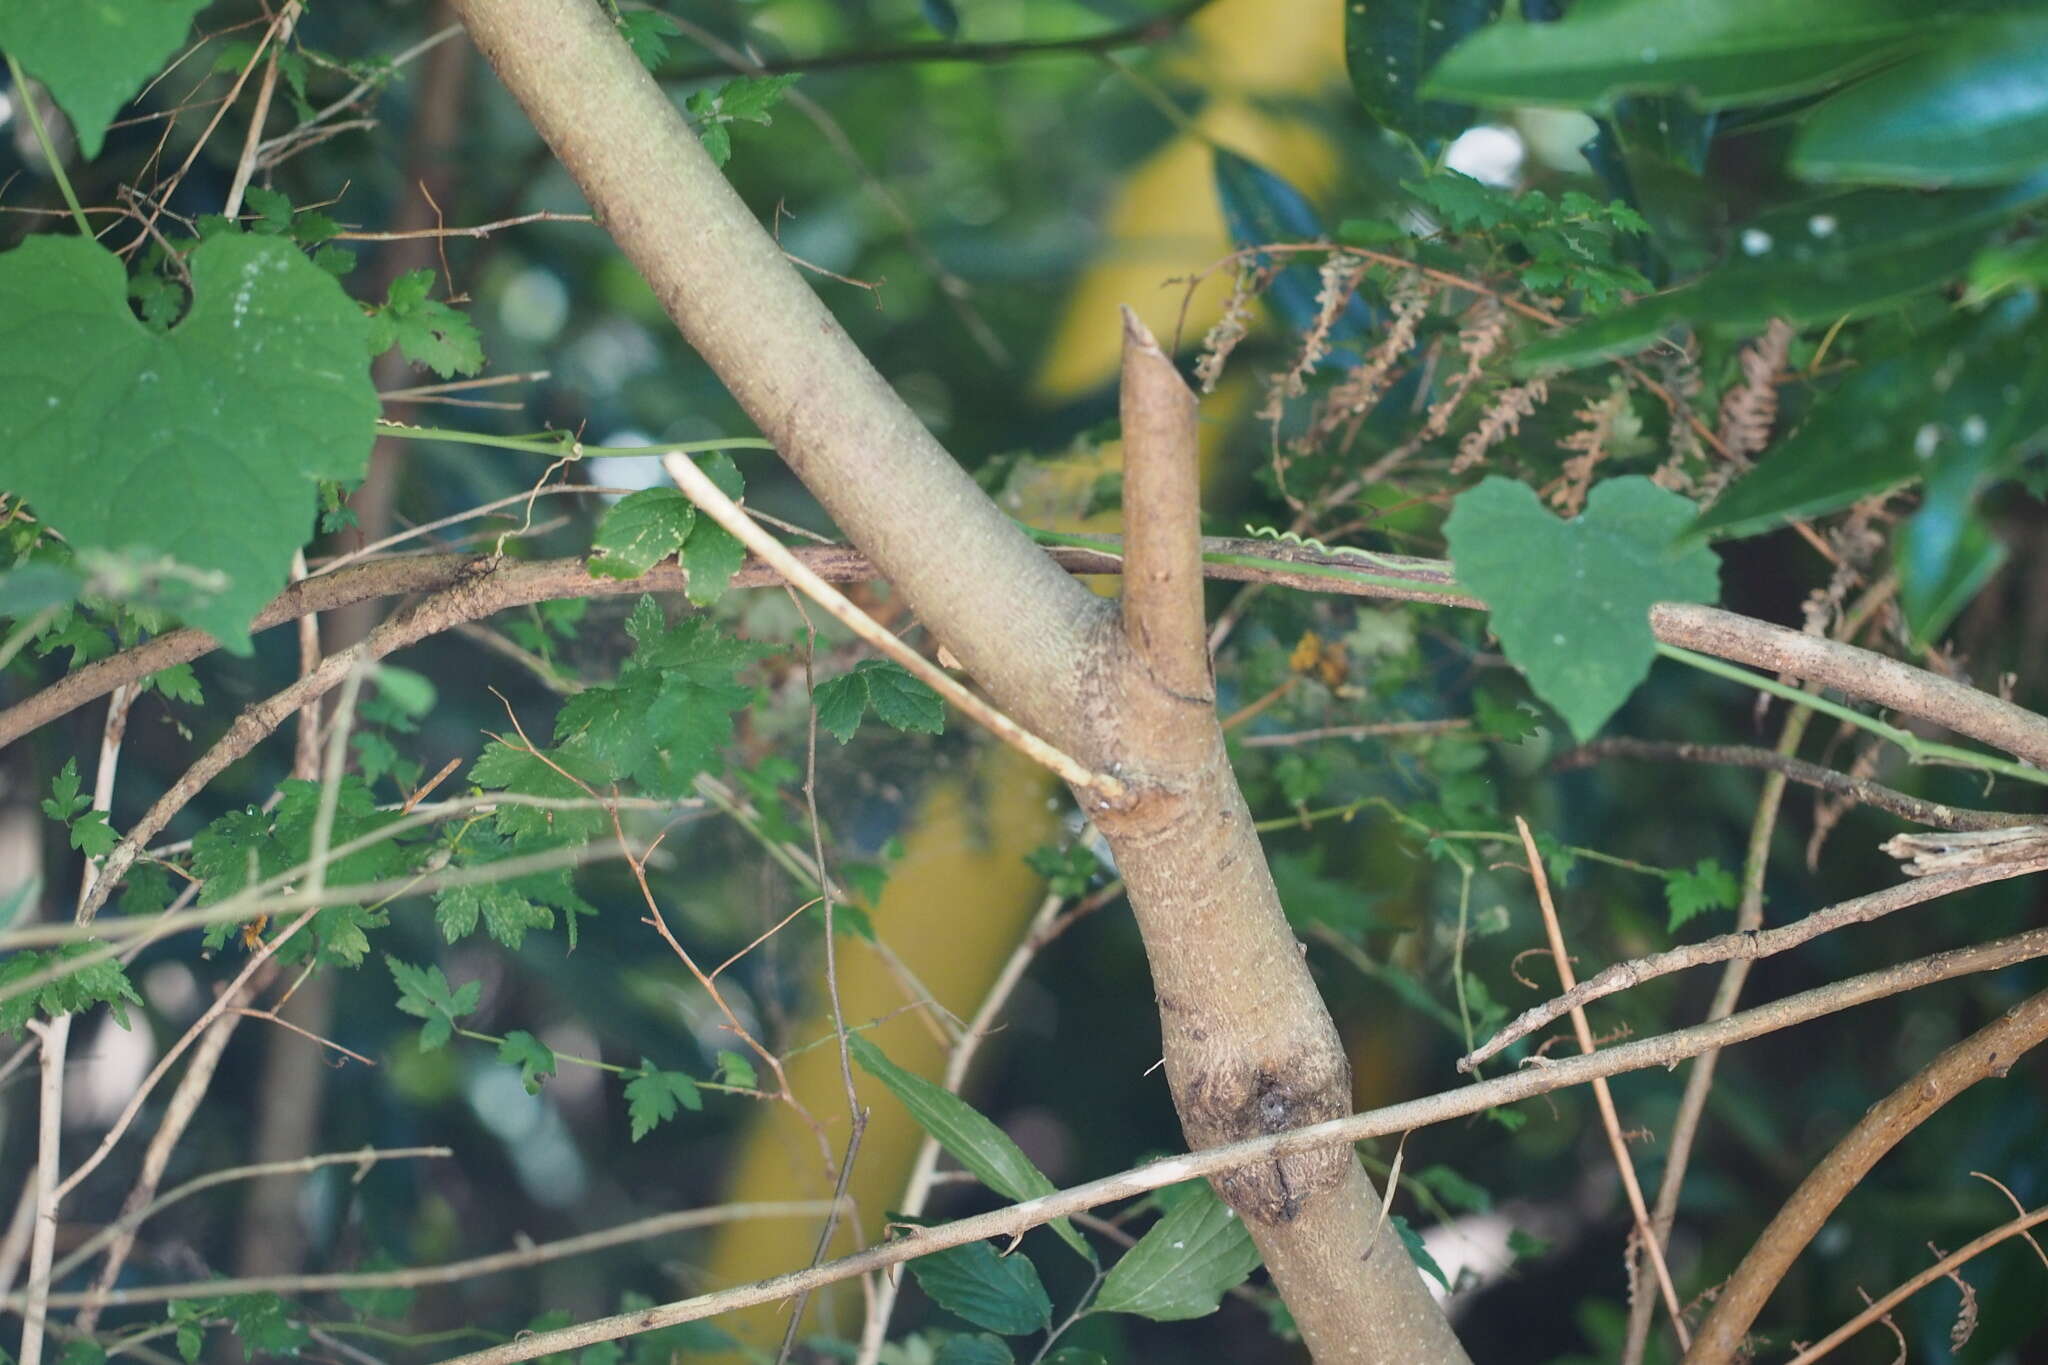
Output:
(907, 1242), (1051, 1336)
(1794, 15), (2048, 186)
(933, 1336), (1013, 1365)
(0, 0), (210, 158)
(1346, 0), (1504, 146)
(1425, 0), (1927, 112)
(1093, 1181), (1262, 1321)
(849, 1035), (1091, 1261)
(1445, 477), (1720, 740)
(1519, 175), (2048, 371)
(0, 236), (375, 650)
(1897, 510), (2006, 643)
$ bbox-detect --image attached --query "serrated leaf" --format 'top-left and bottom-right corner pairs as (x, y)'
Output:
(863, 660), (945, 735)
(589, 487), (695, 580)
(680, 453), (747, 604)
(499, 1030), (558, 1094)
(1445, 477), (1720, 741)
(1793, 15), (2048, 187)
(468, 740), (610, 846)
(1665, 857), (1738, 931)
(0, 235), (376, 650)
(616, 9), (682, 69)
(0, 0), (211, 158)
(1347, 0), (1504, 146)
(849, 1035), (1091, 1262)
(0, 943), (142, 1034)
(435, 879), (555, 948)
(1094, 1181), (1261, 1321)
(1425, 0), (1928, 112)
(716, 1048), (758, 1089)
(906, 1242), (1051, 1336)
(625, 1059), (702, 1140)
(1390, 1213), (1450, 1290)
(367, 268), (483, 378)
(933, 1335), (1012, 1365)
(814, 667), (870, 744)
(386, 955), (479, 1051)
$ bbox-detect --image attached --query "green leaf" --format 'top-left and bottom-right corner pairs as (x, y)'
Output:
(716, 1048), (758, 1089)
(468, 741), (610, 846)
(1445, 477), (1721, 741)
(42, 757), (88, 820)
(1094, 1180), (1262, 1321)
(616, 9), (682, 69)
(686, 76), (799, 168)
(385, 955), (480, 1051)
(168, 1292), (306, 1362)
(1024, 842), (1101, 899)
(1897, 507), (2007, 644)
(864, 660), (945, 735)
(932, 1336), (1013, 1365)
(1415, 1164), (1492, 1214)
(1346, 0), (1504, 146)
(905, 1242), (1051, 1336)
(1665, 856), (1738, 931)
(680, 453), (747, 604)
(143, 662), (203, 705)
(500, 1030), (559, 1094)
(68, 808), (117, 857)
(589, 487), (695, 580)
(0, 943), (142, 1034)
(1518, 176), (2048, 372)
(1793, 15), (2048, 187)
(1425, 0), (1928, 112)
(56, 1341), (105, 1365)
(0, 235), (377, 650)
(1390, 1214), (1451, 1291)
(849, 1034), (1092, 1262)
(367, 268), (484, 378)
(625, 1058), (702, 1140)
(435, 879), (556, 949)
(339, 1254), (416, 1320)
(1044, 1353), (1109, 1365)
(0, 0), (211, 158)
(814, 668), (871, 744)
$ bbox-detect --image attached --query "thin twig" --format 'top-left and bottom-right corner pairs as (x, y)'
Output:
(1514, 816), (1689, 1350)
(411, 919), (2048, 1365)
(1464, 855), (2048, 1072)
(662, 453), (1124, 802)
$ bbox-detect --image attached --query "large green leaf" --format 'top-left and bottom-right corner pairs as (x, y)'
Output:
(906, 1242), (1051, 1336)
(1694, 306), (2048, 544)
(1793, 14), (2048, 186)
(1445, 477), (1721, 741)
(1092, 1181), (1262, 1322)
(1518, 175), (2048, 371)
(0, 235), (376, 650)
(1425, 0), (1928, 112)
(0, 0), (210, 159)
(1346, 0), (1503, 146)
(849, 1035), (1091, 1262)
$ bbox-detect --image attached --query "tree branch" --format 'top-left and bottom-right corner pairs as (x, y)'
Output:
(1553, 737), (2043, 832)
(1687, 986), (2048, 1363)
(1118, 308), (1212, 706)
(401, 920), (2048, 1365)
(1463, 857), (2048, 1072)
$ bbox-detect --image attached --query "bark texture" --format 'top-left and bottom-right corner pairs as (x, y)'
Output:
(445, 3), (1469, 1359)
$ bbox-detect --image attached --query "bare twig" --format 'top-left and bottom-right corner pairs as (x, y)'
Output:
(1553, 737), (2041, 832)
(662, 453), (1124, 802)
(407, 919), (2048, 1365)
(1465, 857), (2048, 1072)
(1686, 988), (2048, 1362)
(1514, 816), (1688, 1349)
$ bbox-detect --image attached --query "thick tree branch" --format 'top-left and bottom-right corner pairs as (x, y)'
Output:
(1686, 987), (2048, 1363)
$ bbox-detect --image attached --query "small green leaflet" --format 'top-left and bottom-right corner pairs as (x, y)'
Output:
(1665, 857), (1738, 931)
(0, 944), (142, 1034)
(905, 1241), (1051, 1336)
(588, 488), (695, 580)
(366, 268), (484, 378)
(168, 1291), (307, 1363)
(625, 1058), (703, 1140)
(1444, 477), (1720, 741)
(467, 740), (611, 847)
(616, 8), (683, 69)
(1390, 1213), (1451, 1291)
(434, 829), (595, 950)
(499, 1030), (558, 1094)
(386, 955), (480, 1051)
(849, 1035), (1092, 1262)
(41, 757), (116, 857)
(716, 1049), (758, 1089)
(0, 0), (211, 158)
(687, 75), (800, 168)
(0, 235), (377, 650)
(814, 659), (946, 744)
(1092, 1180), (1261, 1321)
